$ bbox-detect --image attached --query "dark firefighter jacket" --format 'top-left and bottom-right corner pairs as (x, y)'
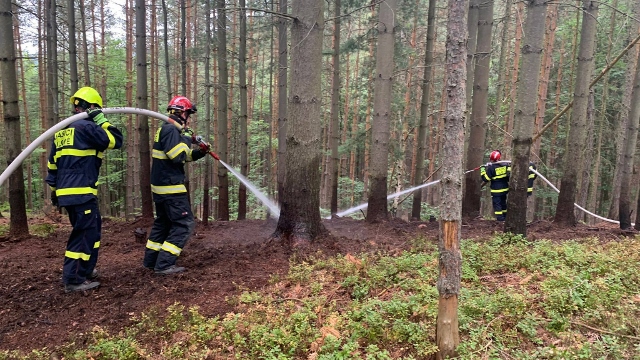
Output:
(480, 161), (511, 195)
(150, 117), (207, 202)
(528, 162), (537, 194)
(46, 118), (124, 207)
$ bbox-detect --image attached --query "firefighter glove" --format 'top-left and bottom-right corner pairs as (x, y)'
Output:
(50, 191), (58, 207)
(183, 127), (194, 138)
(198, 142), (211, 153)
(87, 108), (107, 126)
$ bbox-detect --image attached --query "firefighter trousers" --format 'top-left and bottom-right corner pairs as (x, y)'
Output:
(63, 198), (101, 285)
(492, 194), (507, 221)
(143, 195), (195, 271)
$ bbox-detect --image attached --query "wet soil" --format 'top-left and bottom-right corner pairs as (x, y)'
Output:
(0, 214), (630, 352)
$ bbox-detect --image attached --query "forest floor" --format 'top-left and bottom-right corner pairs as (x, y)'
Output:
(0, 212), (633, 352)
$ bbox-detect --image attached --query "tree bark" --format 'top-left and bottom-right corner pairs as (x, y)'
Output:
(365, 0), (397, 223)
(162, 0), (171, 100)
(217, 0), (229, 221)
(238, 0), (249, 220)
(329, 0), (341, 215)
(436, 0), (466, 357)
(0, 0), (29, 236)
(619, 47), (640, 229)
(78, 0), (91, 85)
(504, 0), (547, 235)
(136, 0), (153, 219)
(411, 0), (436, 221)
(462, 0), (493, 219)
(274, 0), (327, 242)
(493, 0), (512, 120)
(68, 0), (78, 94)
(555, 0), (598, 226)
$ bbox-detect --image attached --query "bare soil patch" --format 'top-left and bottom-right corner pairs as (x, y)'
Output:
(0, 215), (627, 351)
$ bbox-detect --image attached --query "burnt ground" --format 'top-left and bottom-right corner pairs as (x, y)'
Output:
(0, 213), (631, 352)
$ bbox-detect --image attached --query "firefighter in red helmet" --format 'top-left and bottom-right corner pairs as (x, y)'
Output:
(143, 95), (211, 275)
(480, 150), (511, 221)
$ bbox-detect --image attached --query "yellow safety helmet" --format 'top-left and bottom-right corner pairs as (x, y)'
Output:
(70, 87), (103, 108)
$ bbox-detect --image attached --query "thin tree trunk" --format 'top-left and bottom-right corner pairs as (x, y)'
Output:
(464, 0), (479, 155)
(237, 0), (249, 220)
(462, 0), (493, 219)
(579, 91), (595, 220)
(436, 0), (466, 357)
(609, 0), (640, 220)
(0, 0), (29, 236)
(366, 0), (397, 222)
(555, 0), (598, 226)
(411, 0), (436, 221)
(329, 0), (341, 215)
(162, 0), (172, 100)
(79, 0), (91, 85)
(217, 0), (229, 221)
(136, 0), (152, 219)
(68, 0), (79, 93)
(203, 0), (212, 224)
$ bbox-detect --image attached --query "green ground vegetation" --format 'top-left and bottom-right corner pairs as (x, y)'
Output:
(2, 234), (640, 359)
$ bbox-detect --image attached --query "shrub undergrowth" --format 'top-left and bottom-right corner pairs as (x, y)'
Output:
(2, 235), (640, 359)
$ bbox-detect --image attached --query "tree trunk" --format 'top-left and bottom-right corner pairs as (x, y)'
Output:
(277, 0), (288, 207)
(436, 0), (466, 357)
(365, 0), (397, 223)
(274, 0), (327, 242)
(45, 0), (59, 213)
(609, 0), (640, 220)
(555, 0), (598, 226)
(162, 0), (171, 100)
(78, 0), (91, 85)
(216, 0), (229, 221)
(619, 48), (640, 229)
(462, 0), (493, 219)
(202, 0), (212, 224)
(493, 0), (512, 120)
(464, 0), (479, 144)
(504, 0), (547, 235)
(579, 91), (595, 220)
(68, 0), (78, 93)
(504, 1), (524, 157)
(329, 0), (341, 215)
(0, 0), (29, 236)
(238, 0), (249, 220)
(136, 0), (152, 219)
(411, 0), (436, 221)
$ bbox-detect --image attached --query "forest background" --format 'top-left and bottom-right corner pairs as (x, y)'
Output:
(1, 0), (639, 228)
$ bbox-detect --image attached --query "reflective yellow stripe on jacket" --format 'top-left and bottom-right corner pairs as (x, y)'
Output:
(151, 184), (187, 195)
(55, 187), (98, 196)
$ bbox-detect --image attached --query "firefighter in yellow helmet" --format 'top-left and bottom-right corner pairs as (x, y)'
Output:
(46, 87), (123, 292)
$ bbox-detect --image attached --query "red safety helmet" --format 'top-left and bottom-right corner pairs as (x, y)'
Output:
(489, 150), (501, 162)
(167, 95), (197, 114)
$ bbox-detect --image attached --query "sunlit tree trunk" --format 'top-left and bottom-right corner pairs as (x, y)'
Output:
(366, 0), (397, 222)
(216, 0), (229, 221)
(274, 0), (327, 242)
(0, 0), (29, 236)
(436, 0), (466, 357)
(504, 0), (547, 235)
(555, 0), (598, 226)
(411, 0), (436, 221)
